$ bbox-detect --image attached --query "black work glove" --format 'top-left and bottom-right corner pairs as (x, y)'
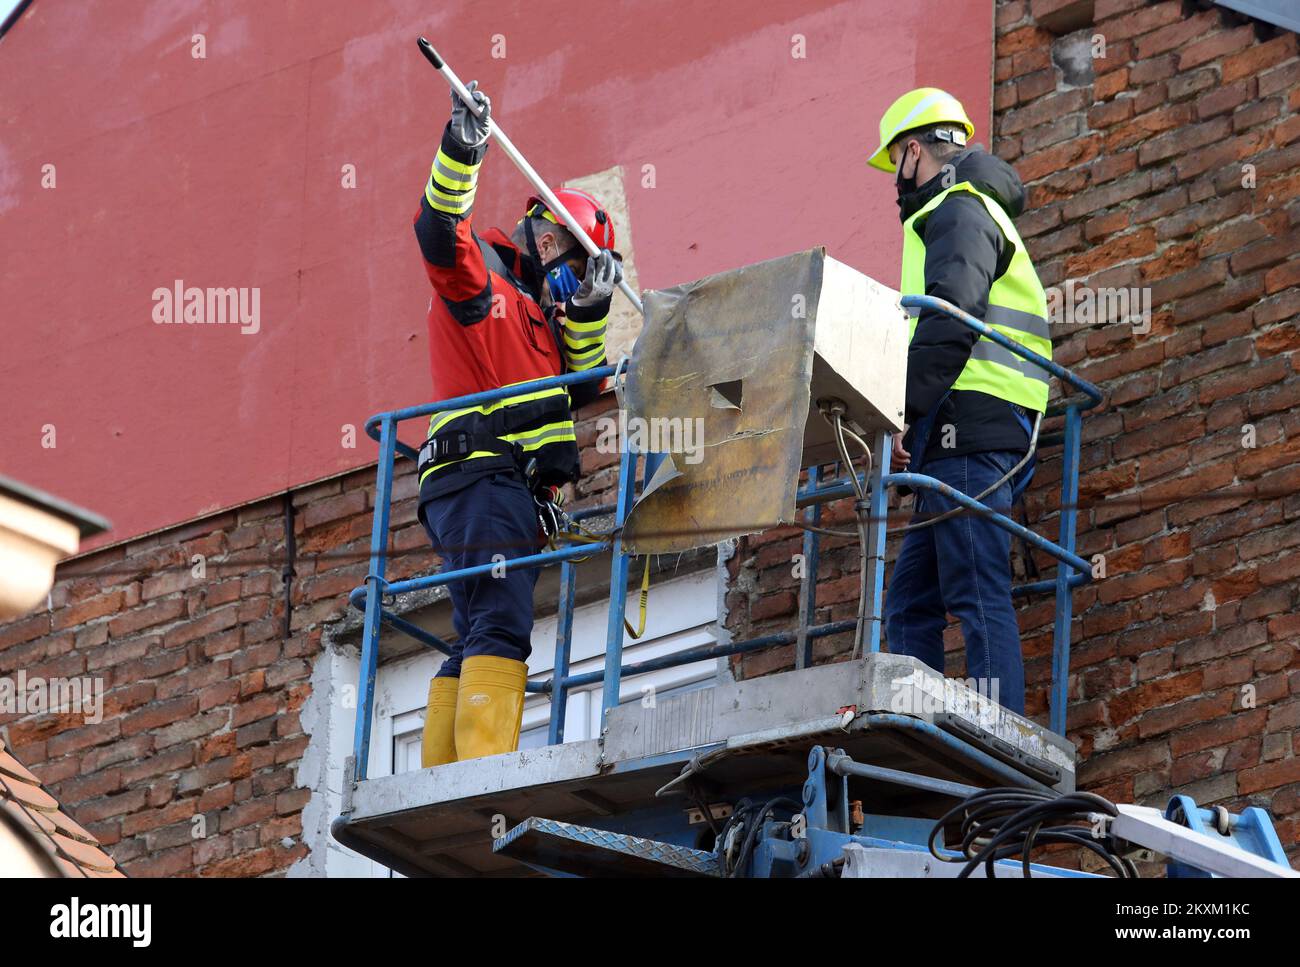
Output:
(449, 80), (491, 148)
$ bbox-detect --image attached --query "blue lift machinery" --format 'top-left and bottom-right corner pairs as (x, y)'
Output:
(330, 263), (1296, 879)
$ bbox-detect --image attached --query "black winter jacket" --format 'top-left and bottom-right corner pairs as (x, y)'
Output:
(898, 148), (1039, 466)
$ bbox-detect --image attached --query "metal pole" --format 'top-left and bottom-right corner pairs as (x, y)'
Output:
(352, 416), (396, 781)
(548, 561), (577, 745)
(865, 431), (890, 652)
(796, 465), (821, 669)
(1050, 405), (1081, 735)
(601, 445), (638, 723)
(826, 751), (984, 800)
(418, 37), (644, 316)
(900, 295), (1102, 408)
(558, 619), (859, 689)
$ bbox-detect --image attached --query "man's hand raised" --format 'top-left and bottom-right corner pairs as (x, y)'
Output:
(449, 80), (491, 148)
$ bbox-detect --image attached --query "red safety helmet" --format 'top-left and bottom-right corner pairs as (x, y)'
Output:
(525, 188), (616, 252)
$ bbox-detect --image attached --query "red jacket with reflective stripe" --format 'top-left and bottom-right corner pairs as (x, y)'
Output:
(417, 217), (565, 401)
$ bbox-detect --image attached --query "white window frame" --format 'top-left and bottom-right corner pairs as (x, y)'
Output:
(376, 568), (719, 770)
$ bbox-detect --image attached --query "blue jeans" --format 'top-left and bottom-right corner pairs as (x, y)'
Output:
(419, 472), (540, 679)
(884, 451), (1025, 715)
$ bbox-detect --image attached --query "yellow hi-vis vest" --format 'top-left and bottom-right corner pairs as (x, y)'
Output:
(900, 181), (1052, 413)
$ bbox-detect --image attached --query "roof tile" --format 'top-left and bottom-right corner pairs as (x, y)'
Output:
(0, 733), (125, 877)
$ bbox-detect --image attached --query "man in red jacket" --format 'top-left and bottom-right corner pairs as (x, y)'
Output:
(412, 81), (622, 766)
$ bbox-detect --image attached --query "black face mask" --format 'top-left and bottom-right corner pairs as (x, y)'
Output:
(895, 146), (919, 199)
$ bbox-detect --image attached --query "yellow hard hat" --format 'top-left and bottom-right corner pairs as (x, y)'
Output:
(868, 88), (975, 172)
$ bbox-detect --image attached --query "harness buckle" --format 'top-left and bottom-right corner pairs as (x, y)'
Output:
(433, 430), (473, 461)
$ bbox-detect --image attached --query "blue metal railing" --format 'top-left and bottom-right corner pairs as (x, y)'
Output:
(347, 295), (1102, 779)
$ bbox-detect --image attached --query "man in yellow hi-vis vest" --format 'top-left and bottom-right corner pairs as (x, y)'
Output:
(869, 88), (1052, 716)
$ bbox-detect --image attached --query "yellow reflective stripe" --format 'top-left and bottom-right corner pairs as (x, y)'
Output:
(564, 330), (605, 350)
(953, 361), (1048, 411)
(427, 384), (571, 435)
(431, 168), (474, 192)
(418, 450), (500, 484)
(566, 353), (604, 372)
(431, 154), (477, 193)
(425, 181), (475, 214)
(503, 420), (573, 442)
(428, 386), (569, 432)
(434, 148), (479, 178)
(418, 427), (577, 484)
(503, 421), (576, 450)
(427, 181), (473, 203)
(566, 342), (604, 363)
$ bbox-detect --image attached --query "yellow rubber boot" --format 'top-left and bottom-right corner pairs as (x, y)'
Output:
(455, 656), (528, 761)
(420, 676), (459, 768)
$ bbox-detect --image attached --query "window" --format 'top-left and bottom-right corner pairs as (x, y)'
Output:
(375, 567), (720, 775)
(391, 709), (425, 775)
(519, 568), (719, 743)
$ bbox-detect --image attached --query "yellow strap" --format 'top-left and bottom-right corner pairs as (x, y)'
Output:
(542, 523), (650, 638)
(623, 557), (651, 640)
(551, 529), (606, 548)
(544, 518), (606, 563)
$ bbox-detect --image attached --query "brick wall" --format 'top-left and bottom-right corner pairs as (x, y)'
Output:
(725, 0), (1300, 866)
(1, 481), (356, 875)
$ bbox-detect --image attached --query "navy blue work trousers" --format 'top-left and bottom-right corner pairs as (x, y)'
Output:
(884, 450), (1026, 715)
(419, 472), (540, 679)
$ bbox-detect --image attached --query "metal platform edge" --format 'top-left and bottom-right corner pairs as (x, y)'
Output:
(602, 653), (1076, 789)
(333, 656), (1077, 874)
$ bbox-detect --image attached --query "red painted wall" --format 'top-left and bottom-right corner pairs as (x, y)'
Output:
(0, 0), (992, 549)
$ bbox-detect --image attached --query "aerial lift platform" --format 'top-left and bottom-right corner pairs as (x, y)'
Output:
(335, 653), (1076, 876)
(332, 272), (1295, 879)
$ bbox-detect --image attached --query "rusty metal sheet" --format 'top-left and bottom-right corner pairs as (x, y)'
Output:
(621, 249), (825, 554)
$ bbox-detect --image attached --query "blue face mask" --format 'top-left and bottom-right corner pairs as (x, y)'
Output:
(547, 263), (581, 304)
(523, 210), (585, 304)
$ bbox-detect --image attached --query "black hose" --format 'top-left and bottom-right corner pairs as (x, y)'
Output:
(928, 787), (1137, 878)
(722, 796), (803, 878)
